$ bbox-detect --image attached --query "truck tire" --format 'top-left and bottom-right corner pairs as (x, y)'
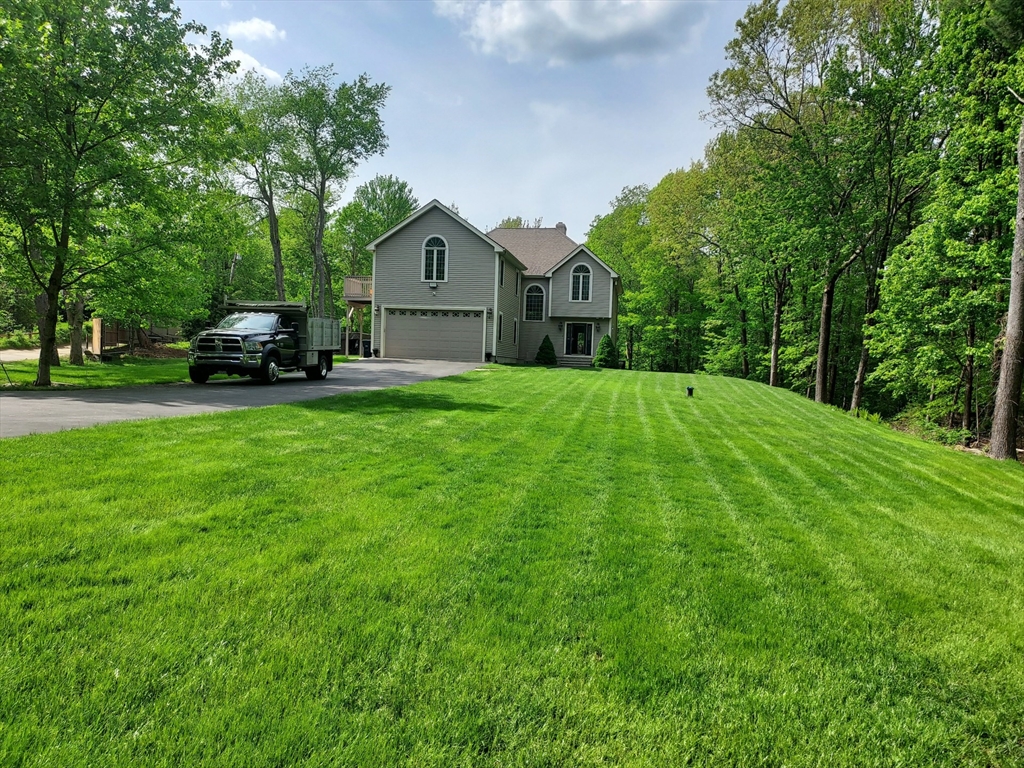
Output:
(305, 353), (329, 381)
(260, 353), (281, 385)
(189, 366), (210, 384)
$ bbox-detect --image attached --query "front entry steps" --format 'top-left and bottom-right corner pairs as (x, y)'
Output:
(558, 357), (593, 368)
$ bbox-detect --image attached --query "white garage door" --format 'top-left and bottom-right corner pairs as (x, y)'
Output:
(383, 308), (485, 362)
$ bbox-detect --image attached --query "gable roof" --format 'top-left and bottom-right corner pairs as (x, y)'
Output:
(366, 199), (526, 271)
(486, 227), (579, 276)
(544, 244), (619, 279)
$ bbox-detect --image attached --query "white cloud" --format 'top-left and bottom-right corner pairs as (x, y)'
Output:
(229, 50), (282, 83)
(224, 17), (286, 43)
(434, 0), (710, 65)
(219, 1), (232, 8)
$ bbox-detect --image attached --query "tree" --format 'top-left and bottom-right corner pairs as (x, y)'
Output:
(494, 216), (543, 229)
(278, 66), (389, 317)
(330, 174), (417, 278)
(225, 72), (288, 301)
(592, 334), (619, 368)
(536, 335), (557, 365)
(0, 0), (234, 385)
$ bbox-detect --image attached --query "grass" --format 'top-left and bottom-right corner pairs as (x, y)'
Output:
(0, 355), (353, 390)
(1, 367), (1022, 767)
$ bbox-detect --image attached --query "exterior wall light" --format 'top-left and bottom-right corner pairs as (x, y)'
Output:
(557, 322), (563, 332)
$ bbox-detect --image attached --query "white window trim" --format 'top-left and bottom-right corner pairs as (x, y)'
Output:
(570, 264), (592, 303)
(421, 235), (449, 283)
(564, 321), (595, 357)
(524, 284), (545, 322)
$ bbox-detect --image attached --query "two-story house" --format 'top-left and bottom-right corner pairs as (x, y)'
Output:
(365, 200), (619, 365)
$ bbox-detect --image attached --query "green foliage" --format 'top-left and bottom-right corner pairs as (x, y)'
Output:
(493, 215), (543, 229)
(329, 174), (418, 278)
(535, 334), (557, 365)
(1, 368), (1022, 764)
(592, 334), (619, 368)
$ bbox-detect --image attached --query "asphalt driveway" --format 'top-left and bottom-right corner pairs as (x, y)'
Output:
(0, 358), (479, 438)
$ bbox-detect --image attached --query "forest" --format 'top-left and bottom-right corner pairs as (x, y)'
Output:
(0, 0), (416, 385)
(1, 0), (1022, 456)
(585, 0), (1024, 453)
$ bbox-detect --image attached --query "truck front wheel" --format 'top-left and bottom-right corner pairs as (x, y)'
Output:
(261, 354), (281, 385)
(189, 366), (210, 384)
(305, 354), (329, 381)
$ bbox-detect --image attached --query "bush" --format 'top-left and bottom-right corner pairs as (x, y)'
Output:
(592, 334), (619, 368)
(535, 335), (557, 365)
(0, 330), (35, 350)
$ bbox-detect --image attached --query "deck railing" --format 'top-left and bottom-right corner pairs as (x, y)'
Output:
(343, 276), (372, 301)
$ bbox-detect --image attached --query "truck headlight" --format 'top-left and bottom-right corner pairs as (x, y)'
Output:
(189, 337), (197, 351)
(244, 340), (263, 352)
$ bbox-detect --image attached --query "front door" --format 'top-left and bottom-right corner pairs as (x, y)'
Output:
(565, 323), (593, 356)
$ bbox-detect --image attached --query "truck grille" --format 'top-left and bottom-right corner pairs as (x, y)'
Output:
(196, 337), (243, 354)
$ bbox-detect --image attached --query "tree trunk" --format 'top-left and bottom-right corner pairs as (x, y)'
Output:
(770, 285), (785, 387)
(850, 287), (879, 412)
(34, 267), (64, 386)
(268, 196), (286, 302)
(991, 114), (1024, 460)
(735, 284), (749, 377)
(815, 280), (835, 404)
(136, 327), (155, 350)
(963, 354), (974, 434)
(35, 293), (61, 367)
(69, 294), (85, 365)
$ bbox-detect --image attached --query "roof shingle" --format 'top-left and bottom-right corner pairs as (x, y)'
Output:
(487, 227), (578, 276)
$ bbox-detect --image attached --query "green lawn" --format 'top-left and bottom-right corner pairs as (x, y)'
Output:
(1, 367), (1022, 766)
(1, 355), (352, 389)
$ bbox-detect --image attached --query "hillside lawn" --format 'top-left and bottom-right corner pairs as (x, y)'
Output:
(1, 366), (1022, 766)
(0, 355), (351, 390)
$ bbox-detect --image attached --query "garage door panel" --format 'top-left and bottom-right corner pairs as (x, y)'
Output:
(384, 308), (483, 362)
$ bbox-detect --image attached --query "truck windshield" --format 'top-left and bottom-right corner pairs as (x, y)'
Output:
(216, 313), (277, 331)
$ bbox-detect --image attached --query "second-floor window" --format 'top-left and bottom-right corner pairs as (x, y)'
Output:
(571, 264), (591, 301)
(423, 236), (447, 281)
(525, 285), (544, 321)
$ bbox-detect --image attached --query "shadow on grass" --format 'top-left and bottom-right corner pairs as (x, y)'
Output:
(294, 387), (503, 415)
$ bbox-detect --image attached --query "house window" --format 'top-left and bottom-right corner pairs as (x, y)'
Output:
(498, 312), (503, 341)
(423, 236), (447, 281)
(500, 258), (505, 287)
(525, 285), (544, 321)
(515, 271), (520, 296)
(571, 264), (591, 302)
(513, 318), (518, 344)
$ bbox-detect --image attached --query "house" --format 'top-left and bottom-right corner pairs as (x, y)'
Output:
(362, 200), (620, 365)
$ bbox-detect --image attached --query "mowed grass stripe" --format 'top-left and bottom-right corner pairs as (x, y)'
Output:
(1, 367), (1023, 767)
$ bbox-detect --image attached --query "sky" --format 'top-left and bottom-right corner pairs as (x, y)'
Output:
(178, 0), (751, 242)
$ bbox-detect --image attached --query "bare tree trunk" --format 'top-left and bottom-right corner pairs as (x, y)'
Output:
(136, 327), (155, 350)
(69, 294), (85, 365)
(850, 287), (879, 412)
(815, 280), (836, 404)
(268, 197), (286, 302)
(963, 354), (974, 434)
(735, 285), (749, 377)
(770, 287), (784, 387)
(35, 293), (60, 367)
(991, 115), (1024, 460)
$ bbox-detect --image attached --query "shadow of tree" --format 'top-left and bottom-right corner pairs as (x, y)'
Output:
(292, 388), (503, 415)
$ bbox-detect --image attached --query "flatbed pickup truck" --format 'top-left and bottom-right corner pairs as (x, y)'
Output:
(188, 301), (342, 384)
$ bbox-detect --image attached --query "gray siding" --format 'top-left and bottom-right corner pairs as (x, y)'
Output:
(372, 207), (496, 354)
(517, 276), (611, 365)
(495, 257), (521, 363)
(548, 251), (613, 319)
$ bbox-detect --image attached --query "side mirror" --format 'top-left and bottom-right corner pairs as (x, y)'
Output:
(292, 322), (300, 332)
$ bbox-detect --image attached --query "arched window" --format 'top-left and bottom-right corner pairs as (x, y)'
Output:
(571, 264), (591, 302)
(423, 236), (447, 281)
(525, 285), (544, 321)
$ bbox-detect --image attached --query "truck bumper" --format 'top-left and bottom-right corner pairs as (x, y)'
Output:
(188, 352), (262, 372)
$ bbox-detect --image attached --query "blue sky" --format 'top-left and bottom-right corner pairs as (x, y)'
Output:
(178, 0), (750, 241)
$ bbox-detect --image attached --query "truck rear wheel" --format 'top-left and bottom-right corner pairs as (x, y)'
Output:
(305, 354), (329, 381)
(189, 366), (210, 384)
(260, 354), (280, 385)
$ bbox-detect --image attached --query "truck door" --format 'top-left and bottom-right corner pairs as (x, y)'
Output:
(275, 316), (298, 364)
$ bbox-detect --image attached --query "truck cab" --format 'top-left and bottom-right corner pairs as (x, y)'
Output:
(188, 302), (342, 384)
